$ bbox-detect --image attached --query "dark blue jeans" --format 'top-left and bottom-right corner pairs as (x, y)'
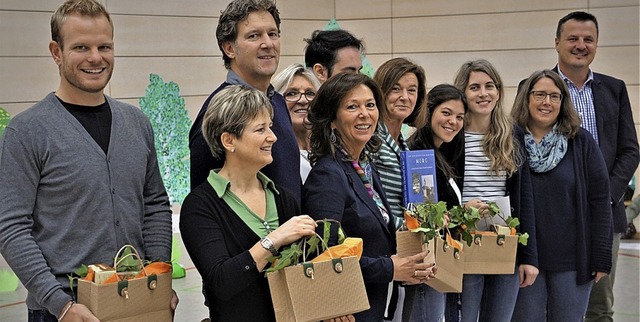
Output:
(513, 270), (593, 322)
(28, 309), (57, 322)
(407, 284), (445, 322)
(459, 272), (520, 322)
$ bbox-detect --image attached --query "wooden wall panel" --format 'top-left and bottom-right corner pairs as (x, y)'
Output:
(0, 12), (52, 56)
(0, 58), (59, 103)
(337, 19), (392, 54)
(393, 11), (559, 53)
(391, 0), (586, 17)
(0, 1), (60, 11)
(279, 20), (330, 56)
(278, 0), (334, 20)
(336, 0), (391, 19)
(109, 57), (225, 99)
(112, 15), (216, 56)
(105, 0), (225, 17)
(592, 7), (640, 46)
(590, 0), (640, 7)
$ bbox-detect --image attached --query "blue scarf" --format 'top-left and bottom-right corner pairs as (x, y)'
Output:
(525, 124), (568, 173)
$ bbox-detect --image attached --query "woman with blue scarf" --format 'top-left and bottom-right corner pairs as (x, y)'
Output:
(510, 70), (612, 322)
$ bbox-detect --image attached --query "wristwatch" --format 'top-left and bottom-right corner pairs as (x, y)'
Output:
(260, 237), (279, 256)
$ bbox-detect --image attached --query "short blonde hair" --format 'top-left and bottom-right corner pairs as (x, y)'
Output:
(51, 0), (113, 49)
(271, 63), (321, 94)
(202, 85), (273, 160)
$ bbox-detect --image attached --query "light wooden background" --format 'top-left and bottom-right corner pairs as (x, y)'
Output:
(1, 0), (638, 177)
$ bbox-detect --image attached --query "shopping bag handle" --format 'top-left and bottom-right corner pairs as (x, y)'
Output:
(112, 245), (149, 280)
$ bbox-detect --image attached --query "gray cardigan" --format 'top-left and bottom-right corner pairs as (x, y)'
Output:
(0, 93), (172, 316)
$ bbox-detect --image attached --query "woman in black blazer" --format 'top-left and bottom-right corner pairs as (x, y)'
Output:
(303, 73), (435, 321)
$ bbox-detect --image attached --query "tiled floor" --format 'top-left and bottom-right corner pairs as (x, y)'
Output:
(1, 236), (638, 321)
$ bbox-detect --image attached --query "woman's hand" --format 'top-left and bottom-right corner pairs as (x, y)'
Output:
(268, 215), (317, 249)
(594, 271), (608, 283)
(518, 264), (539, 288)
(60, 303), (100, 322)
(391, 250), (436, 284)
(324, 314), (355, 322)
(465, 199), (490, 217)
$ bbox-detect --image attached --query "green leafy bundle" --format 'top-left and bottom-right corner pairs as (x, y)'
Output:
(266, 219), (344, 273)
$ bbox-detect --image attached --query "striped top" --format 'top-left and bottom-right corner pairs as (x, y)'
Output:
(373, 123), (408, 229)
(462, 132), (507, 230)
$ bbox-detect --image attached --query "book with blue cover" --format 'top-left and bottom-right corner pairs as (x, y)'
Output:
(400, 149), (438, 206)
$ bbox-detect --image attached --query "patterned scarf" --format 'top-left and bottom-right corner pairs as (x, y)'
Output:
(338, 145), (390, 224)
(525, 124), (568, 173)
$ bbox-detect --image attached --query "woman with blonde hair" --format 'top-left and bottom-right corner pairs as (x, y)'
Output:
(272, 64), (321, 182)
(443, 59), (538, 321)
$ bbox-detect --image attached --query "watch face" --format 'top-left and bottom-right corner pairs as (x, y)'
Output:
(261, 238), (277, 255)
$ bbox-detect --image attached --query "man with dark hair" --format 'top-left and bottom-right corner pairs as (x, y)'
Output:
(518, 10), (639, 322)
(0, 0), (175, 321)
(189, 0), (301, 204)
(304, 29), (364, 83)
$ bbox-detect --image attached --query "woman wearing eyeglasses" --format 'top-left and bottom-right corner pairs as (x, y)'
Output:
(511, 70), (612, 321)
(272, 64), (321, 183)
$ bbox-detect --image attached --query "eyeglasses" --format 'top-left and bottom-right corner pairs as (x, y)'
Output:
(529, 91), (562, 103)
(284, 91), (316, 102)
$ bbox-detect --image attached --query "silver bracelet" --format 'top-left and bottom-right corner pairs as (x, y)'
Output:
(57, 301), (74, 321)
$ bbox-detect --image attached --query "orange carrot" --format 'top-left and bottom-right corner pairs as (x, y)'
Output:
(84, 267), (95, 282)
(135, 262), (172, 278)
(404, 211), (420, 230)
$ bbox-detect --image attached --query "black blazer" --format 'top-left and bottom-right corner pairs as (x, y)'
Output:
(518, 67), (639, 232)
(303, 152), (396, 322)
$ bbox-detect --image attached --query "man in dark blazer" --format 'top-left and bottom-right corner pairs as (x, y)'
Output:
(518, 11), (639, 322)
(189, 0), (301, 205)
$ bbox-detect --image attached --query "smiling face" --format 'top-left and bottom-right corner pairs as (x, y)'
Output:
(49, 13), (114, 104)
(284, 75), (316, 144)
(232, 110), (277, 168)
(431, 99), (466, 147)
(385, 72), (418, 123)
(464, 71), (499, 118)
(555, 19), (598, 73)
(331, 84), (379, 158)
(527, 77), (562, 134)
(224, 11), (280, 90)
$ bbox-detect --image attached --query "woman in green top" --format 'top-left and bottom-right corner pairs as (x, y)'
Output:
(179, 85), (322, 322)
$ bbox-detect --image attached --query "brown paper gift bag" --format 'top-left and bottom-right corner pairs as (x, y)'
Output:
(267, 255), (370, 322)
(463, 232), (517, 274)
(77, 245), (173, 322)
(396, 231), (465, 293)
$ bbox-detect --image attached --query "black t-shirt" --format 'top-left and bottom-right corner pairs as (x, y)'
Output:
(57, 96), (112, 154)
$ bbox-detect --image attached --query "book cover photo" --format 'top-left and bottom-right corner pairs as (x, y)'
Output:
(400, 149), (438, 206)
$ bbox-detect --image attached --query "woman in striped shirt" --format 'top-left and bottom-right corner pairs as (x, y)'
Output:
(372, 58), (427, 321)
(444, 59), (538, 322)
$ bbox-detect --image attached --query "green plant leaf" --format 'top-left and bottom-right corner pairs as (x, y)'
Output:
(518, 232), (529, 246)
(506, 216), (520, 228)
(74, 264), (88, 278)
(306, 234), (320, 258)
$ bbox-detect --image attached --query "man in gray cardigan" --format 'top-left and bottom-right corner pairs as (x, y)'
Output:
(0, 1), (175, 321)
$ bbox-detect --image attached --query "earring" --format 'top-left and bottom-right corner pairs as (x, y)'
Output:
(330, 128), (337, 144)
(230, 147), (235, 153)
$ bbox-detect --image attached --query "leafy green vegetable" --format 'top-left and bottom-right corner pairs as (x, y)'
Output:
(266, 219), (342, 273)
